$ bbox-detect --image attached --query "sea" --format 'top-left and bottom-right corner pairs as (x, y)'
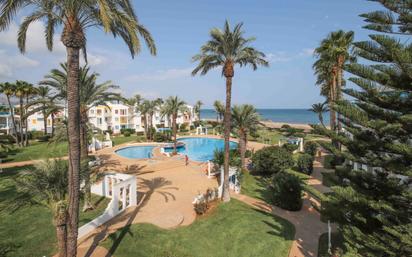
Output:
(200, 109), (329, 125)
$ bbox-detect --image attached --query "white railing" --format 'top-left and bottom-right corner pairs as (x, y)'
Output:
(78, 172), (137, 239)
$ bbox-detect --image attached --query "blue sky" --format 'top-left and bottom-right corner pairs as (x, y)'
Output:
(0, 0), (380, 108)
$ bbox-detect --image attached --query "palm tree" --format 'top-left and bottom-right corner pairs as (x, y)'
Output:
(161, 96), (187, 154)
(314, 30), (354, 132)
(22, 83), (37, 146)
(41, 63), (121, 211)
(1, 1), (156, 254)
(231, 104), (260, 169)
(147, 99), (162, 140)
(192, 21), (268, 202)
(138, 100), (151, 140)
(34, 86), (55, 136)
(213, 100), (225, 122)
(309, 102), (329, 127)
(0, 82), (20, 146)
(194, 100), (203, 121)
(14, 159), (69, 257)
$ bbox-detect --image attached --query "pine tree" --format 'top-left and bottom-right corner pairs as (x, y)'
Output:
(313, 1), (412, 256)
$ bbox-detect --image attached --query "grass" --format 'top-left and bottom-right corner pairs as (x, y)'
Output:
(318, 232), (344, 257)
(2, 135), (141, 163)
(0, 166), (110, 257)
(241, 172), (272, 202)
(321, 172), (340, 187)
(249, 128), (285, 145)
(101, 200), (295, 257)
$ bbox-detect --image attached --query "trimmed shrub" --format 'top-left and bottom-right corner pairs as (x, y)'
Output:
(120, 128), (135, 135)
(304, 141), (318, 156)
(297, 153), (314, 175)
(37, 135), (50, 142)
(153, 132), (168, 142)
(30, 131), (44, 140)
(282, 143), (298, 153)
(271, 172), (303, 211)
(251, 146), (294, 175)
(179, 123), (188, 132)
(123, 131), (131, 137)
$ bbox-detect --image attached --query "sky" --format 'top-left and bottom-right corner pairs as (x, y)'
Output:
(0, 0), (381, 108)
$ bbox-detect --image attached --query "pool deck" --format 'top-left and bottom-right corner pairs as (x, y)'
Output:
(75, 135), (268, 256)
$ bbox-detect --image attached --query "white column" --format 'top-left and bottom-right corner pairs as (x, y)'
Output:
(129, 178), (137, 206)
(121, 186), (127, 210)
(104, 176), (110, 197)
(111, 185), (119, 214)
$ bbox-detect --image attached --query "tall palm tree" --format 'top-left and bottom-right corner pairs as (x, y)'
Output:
(22, 83), (37, 146)
(231, 104), (260, 169)
(14, 159), (69, 257)
(161, 96), (187, 154)
(194, 100), (203, 121)
(0, 82), (20, 146)
(138, 100), (151, 140)
(147, 98), (162, 140)
(41, 63), (121, 211)
(309, 102), (329, 128)
(1, 1), (156, 254)
(314, 30), (354, 132)
(35, 86), (54, 136)
(192, 21), (268, 202)
(15, 81), (27, 145)
(213, 100), (225, 122)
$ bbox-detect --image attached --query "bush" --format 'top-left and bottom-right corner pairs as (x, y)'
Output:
(123, 131), (131, 137)
(30, 131), (44, 140)
(153, 132), (168, 142)
(282, 143), (298, 153)
(103, 129), (113, 135)
(37, 135), (50, 142)
(304, 141), (318, 157)
(179, 123), (188, 131)
(251, 146), (294, 175)
(120, 128), (135, 135)
(271, 172), (302, 211)
(297, 153), (314, 175)
(136, 131), (144, 136)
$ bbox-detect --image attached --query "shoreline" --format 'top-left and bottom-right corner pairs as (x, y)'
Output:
(201, 119), (313, 132)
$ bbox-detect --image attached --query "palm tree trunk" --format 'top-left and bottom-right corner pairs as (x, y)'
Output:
(65, 46), (81, 257)
(24, 95), (29, 146)
(51, 113), (55, 138)
(80, 110), (93, 212)
(19, 97), (24, 145)
(6, 96), (20, 147)
(172, 113), (177, 154)
(54, 208), (68, 257)
(43, 109), (48, 136)
(222, 76), (232, 202)
(319, 114), (325, 128)
(239, 131), (246, 170)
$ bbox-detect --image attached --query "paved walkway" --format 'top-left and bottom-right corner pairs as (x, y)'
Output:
(233, 155), (335, 257)
(0, 156), (69, 169)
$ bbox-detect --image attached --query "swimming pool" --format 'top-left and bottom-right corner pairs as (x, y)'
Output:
(163, 137), (238, 162)
(115, 145), (155, 159)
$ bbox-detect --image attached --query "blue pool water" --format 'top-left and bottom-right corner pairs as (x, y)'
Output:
(164, 137), (238, 162)
(115, 146), (155, 159)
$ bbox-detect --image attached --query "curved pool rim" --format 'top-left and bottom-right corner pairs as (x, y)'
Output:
(114, 144), (158, 159)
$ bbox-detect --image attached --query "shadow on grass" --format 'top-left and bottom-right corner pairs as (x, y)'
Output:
(253, 208), (295, 240)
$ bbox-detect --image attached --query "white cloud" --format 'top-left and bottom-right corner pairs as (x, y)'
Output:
(80, 52), (107, 67)
(0, 49), (40, 78)
(125, 67), (192, 82)
(0, 21), (65, 54)
(267, 48), (314, 63)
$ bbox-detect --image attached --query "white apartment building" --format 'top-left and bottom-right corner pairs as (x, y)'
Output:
(17, 101), (197, 135)
(88, 101), (196, 134)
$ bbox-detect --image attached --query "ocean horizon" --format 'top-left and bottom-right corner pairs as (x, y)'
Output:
(200, 108), (329, 125)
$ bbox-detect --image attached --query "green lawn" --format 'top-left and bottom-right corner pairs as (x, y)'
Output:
(101, 200), (295, 257)
(0, 166), (110, 257)
(241, 172), (272, 202)
(2, 135), (142, 163)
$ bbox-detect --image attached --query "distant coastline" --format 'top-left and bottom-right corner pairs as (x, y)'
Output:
(200, 108), (328, 126)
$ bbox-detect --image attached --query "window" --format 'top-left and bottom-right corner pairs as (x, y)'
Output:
(32, 119), (36, 125)
(120, 109), (126, 115)
(37, 118), (44, 121)
(97, 118), (102, 125)
(90, 110), (94, 114)
(120, 117), (127, 124)
(115, 117), (119, 122)
(136, 125), (140, 129)
(115, 110), (118, 114)
(97, 109), (102, 115)
(115, 125), (119, 130)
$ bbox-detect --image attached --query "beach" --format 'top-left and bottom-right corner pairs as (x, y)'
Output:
(202, 118), (313, 132)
